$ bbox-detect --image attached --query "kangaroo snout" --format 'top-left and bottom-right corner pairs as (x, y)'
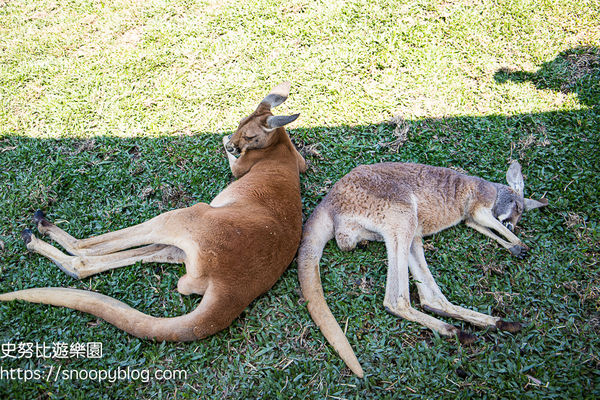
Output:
(225, 141), (240, 156)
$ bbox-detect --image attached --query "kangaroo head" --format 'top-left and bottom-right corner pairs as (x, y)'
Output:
(225, 82), (300, 157)
(493, 161), (548, 231)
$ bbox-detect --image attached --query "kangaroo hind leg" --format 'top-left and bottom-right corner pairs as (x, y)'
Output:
(382, 230), (463, 338)
(22, 230), (185, 279)
(409, 238), (498, 326)
(34, 204), (209, 257)
(34, 210), (162, 256)
(408, 237), (522, 333)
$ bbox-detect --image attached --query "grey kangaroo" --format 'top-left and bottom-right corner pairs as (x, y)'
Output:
(297, 161), (547, 377)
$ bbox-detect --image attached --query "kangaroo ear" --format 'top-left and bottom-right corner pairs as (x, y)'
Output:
(506, 161), (524, 196)
(266, 113), (300, 129)
(261, 82), (291, 109)
(524, 197), (548, 211)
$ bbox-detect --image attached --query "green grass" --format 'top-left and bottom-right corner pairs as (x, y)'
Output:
(1, 0), (599, 398)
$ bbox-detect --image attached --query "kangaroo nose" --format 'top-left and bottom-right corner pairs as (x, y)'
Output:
(225, 144), (235, 153)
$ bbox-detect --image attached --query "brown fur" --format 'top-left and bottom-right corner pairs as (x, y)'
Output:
(0, 82), (306, 343)
(297, 162), (547, 377)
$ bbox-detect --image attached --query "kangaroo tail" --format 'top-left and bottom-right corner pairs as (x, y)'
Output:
(0, 286), (240, 342)
(297, 204), (364, 377)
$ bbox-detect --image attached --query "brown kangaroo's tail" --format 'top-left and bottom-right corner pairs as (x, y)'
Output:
(297, 204), (364, 378)
(0, 286), (239, 342)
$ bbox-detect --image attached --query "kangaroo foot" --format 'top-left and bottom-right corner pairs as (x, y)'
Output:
(33, 209), (53, 233)
(21, 229), (33, 246)
(496, 320), (522, 333)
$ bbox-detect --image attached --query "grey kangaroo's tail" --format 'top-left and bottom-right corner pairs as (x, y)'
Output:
(0, 286), (242, 342)
(296, 203), (364, 378)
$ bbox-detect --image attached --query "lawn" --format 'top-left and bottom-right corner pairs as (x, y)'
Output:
(0, 0), (599, 398)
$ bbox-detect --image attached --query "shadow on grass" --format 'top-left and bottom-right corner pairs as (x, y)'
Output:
(0, 47), (598, 398)
(494, 45), (599, 108)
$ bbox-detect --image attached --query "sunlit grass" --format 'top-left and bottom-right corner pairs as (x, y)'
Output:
(0, 0), (598, 398)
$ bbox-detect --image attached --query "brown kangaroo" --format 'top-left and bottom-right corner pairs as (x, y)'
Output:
(0, 82), (307, 342)
(297, 161), (547, 377)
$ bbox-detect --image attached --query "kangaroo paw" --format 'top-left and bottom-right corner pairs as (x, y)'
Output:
(509, 245), (528, 259)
